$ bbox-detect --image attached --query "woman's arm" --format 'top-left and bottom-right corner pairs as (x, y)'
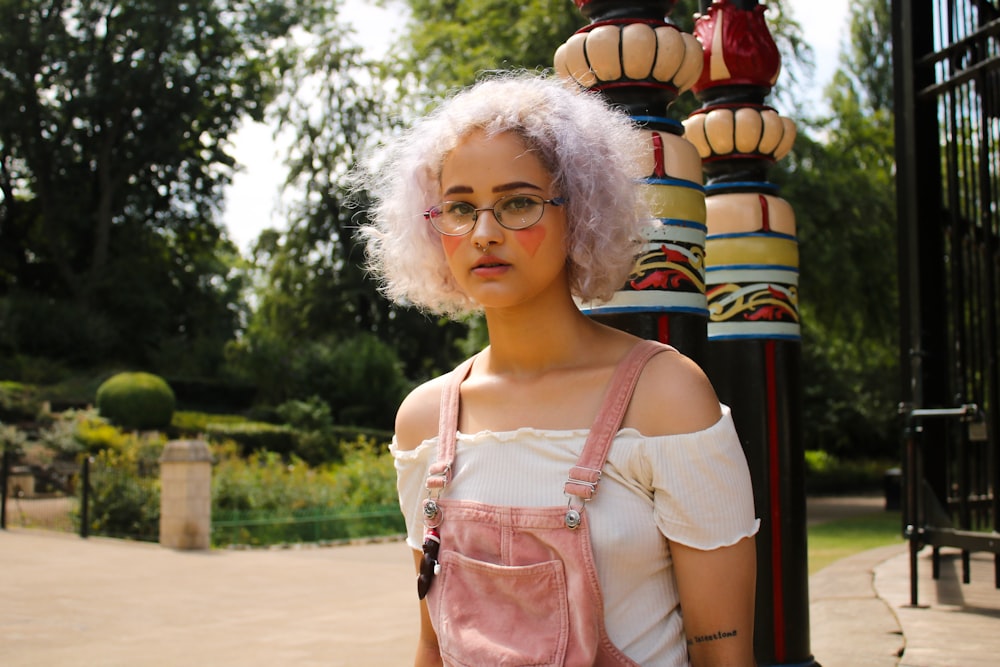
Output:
(628, 348), (757, 664)
(395, 378), (448, 666)
(411, 548), (444, 667)
(672, 536), (757, 667)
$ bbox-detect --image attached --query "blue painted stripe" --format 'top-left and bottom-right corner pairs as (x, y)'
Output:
(705, 181), (781, 195)
(581, 305), (710, 316)
(630, 115), (684, 131)
(644, 177), (705, 191)
(656, 219), (708, 231)
(706, 333), (803, 342)
(706, 265), (800, 273)
(707, 231), (798, 242)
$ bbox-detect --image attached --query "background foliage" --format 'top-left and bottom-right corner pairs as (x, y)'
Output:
(1, 0), (900, 462)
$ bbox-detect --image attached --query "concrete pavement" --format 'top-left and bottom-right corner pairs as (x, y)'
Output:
(0, 531), (419, 666)
(811, 541), (1000, 667)
(2, 498), (999, 666)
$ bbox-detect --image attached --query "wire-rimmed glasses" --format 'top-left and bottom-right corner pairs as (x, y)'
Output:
(423, 193), (567, 236)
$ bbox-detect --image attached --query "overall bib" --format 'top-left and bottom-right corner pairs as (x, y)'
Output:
(421, 340), (670, 667)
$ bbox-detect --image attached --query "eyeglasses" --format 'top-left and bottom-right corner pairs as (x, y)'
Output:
(423, 193), (568, 236)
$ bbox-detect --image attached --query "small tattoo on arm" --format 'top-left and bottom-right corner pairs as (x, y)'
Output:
(687, 629), (738, 646)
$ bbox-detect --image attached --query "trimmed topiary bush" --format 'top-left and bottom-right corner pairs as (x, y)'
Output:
(96, 372), (176, 431)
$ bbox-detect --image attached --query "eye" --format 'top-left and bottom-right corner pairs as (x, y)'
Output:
(500, 195), (541, 215)
(443, 201), (475, 217)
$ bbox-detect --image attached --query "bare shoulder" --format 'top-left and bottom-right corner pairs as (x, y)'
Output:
(625, 347), (723, 436)
(394, 374), (448, 452)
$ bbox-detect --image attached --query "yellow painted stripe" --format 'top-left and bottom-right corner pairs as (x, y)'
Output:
(639, 183), (706, 222)
(705, 235), (798, 268)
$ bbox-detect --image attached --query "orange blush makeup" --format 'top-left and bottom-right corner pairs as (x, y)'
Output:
(514, 225), (546, 256)
(441, 234), (463, 257)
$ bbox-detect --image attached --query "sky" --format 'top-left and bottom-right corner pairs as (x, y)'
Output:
(221, 0), (851, 252)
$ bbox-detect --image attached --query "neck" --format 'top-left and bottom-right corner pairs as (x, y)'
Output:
(479, 290), (606, 378)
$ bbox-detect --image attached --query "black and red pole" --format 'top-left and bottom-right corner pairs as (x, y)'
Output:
(686, 1), (812, 664)
(554, 0), (814, 664)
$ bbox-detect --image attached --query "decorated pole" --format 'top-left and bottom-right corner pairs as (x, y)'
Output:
(553, 1), (810, 662)
(554, 0), (709, 359)
(683, 1), (812, 665)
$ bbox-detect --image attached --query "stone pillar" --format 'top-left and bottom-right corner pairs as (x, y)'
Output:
(159, 439), (212, 550)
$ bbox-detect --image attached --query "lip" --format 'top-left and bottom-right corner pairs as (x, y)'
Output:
(471, 254), (511, 276)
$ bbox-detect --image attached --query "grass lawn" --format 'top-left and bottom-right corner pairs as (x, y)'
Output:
(807, 511), (905, 575)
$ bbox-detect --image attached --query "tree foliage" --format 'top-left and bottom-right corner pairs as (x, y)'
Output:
(393, 1), (807, 106)
(0, 0), (306, 375)
(779, 0), (898, 458)
(398, 0), (586, 91)
(0, 0), (905, 452)
(224, 2), (470, 421)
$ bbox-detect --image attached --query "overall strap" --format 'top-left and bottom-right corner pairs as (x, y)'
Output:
(426, 354), (477, 492)
(564, 339), (672, 501)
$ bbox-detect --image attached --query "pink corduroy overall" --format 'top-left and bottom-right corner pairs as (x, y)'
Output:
(421, 340), (670, 667)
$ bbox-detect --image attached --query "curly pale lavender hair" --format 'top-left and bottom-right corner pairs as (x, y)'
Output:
(356, 72), (649, 317)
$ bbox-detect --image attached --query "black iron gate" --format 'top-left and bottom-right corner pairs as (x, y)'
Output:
(893, 0), (1000, 604)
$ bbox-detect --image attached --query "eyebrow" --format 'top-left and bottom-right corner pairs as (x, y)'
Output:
(442, 181), (543, 197)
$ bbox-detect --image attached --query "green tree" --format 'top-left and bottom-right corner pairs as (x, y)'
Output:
(0, 0), (306, 374)
(398, 0), (586, 91)
(229, 2), (470, 394)
(393, 1), (807, 103)
(779, 0), (897, 458)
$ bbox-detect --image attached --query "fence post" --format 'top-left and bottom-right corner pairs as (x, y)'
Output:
(159, 439), (212, 550)
(1, 448), (9, 530)
(80, 456), (91, 538)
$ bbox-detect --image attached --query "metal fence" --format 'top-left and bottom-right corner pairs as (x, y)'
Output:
(894, 0), (1000, 605)
(211, 505), (405, 548)
(4, 449), (404, 547)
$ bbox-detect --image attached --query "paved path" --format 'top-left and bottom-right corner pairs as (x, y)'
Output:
(1, 496), (998, 666)
(808, 496), (1000, 667)
(0, 531), (418, 666)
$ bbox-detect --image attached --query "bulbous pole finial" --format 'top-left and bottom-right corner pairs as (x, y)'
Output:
(553, 0), (711, 356)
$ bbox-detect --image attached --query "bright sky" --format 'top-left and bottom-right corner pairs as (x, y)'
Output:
(221, 0), (851, 253)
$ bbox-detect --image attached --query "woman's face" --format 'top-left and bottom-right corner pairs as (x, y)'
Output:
(436, 129), (570, 311)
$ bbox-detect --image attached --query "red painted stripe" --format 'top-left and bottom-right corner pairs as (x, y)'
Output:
(651, 132), (666, 178)
(766, 340), (786, 661)
(759, 194), (771, 232)
(657, 315), (669, 344)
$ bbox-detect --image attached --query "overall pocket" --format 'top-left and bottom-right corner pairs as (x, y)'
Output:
(433, 550), (570, 667)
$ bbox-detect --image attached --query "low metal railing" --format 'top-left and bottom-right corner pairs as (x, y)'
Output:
(211, 505), (404, 547)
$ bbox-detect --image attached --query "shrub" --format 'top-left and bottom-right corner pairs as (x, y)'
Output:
(276, 396), (340, 465)
(205, 422), (298, 457)
(96, 372), (176, 430)
(0, 381), (43, 423)
(1, 423), (28, 457)
(804, 450), (897, 495)
(330, 437), (400, 509)
(80, 440), (162, 541)
(210, 436), (400, 546)
(170, 411), (249, 438)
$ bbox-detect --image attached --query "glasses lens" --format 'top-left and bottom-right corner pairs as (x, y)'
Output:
(495, 194), (544, 229)
(434, 201), (475, 234)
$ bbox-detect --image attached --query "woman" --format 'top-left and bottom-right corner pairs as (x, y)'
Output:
(358, 73), (759, 666)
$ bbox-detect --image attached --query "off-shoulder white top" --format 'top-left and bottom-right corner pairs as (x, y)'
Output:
(391, 405), (759, 666)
